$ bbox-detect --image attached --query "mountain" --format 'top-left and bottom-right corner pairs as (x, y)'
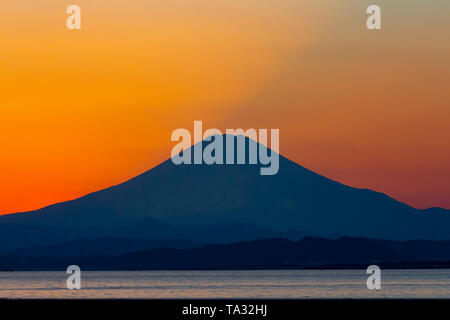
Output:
(0, 237), (204, 258)
(3, 237), (450, 271)
(0, 220), (271, 251)
(1, 134), (449, 240)
(0, 218), (327, 251)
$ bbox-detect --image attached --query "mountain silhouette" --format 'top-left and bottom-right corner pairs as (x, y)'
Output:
(3, 237), (450, 271)
(1, 134), (449, 240)
(0, 237), (204, 258)
(0, 219), (317, 251)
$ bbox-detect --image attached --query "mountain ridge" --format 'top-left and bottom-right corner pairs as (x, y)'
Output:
(1, 134), (449, 240)
(3, 236), (450, 271)
(0, 219), (323, 251)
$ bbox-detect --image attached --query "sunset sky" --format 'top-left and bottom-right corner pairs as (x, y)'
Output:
(0, 0), (449, 214)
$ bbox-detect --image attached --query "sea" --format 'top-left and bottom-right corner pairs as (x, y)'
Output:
(1, 269), (449, 299)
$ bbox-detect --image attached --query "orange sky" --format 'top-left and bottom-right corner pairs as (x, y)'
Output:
(1, 0), (449, 214)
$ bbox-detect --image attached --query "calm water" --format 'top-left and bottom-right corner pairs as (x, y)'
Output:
(1, 270), (450, 299)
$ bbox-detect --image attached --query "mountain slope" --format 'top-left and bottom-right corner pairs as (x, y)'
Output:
(3, 237), (450, 271)
(1, 134), (449, 240)
(0, 237), (204, 258)
(0, 219), (302, 251)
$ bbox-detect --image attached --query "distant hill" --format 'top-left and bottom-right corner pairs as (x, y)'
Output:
(3, 237), (450, 271)
(1, 135), (449, 240)
(0, 219), (326, 251)
(0, 237), (204, 258)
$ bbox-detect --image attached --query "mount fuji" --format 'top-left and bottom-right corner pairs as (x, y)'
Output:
(1, 135), (449, 241)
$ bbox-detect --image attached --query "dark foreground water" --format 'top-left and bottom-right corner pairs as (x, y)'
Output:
(1, 270), (449, 299)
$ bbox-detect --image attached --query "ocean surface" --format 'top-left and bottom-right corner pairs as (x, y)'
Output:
(1, 270), (449, 299)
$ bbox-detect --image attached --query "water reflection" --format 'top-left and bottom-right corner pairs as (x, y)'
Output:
(1, 270), (449, 299)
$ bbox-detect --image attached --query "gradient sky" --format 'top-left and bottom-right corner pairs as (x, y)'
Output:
(1, 0), (449, 214)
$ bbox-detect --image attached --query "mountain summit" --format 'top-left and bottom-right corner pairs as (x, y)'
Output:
(1, 135), (449, 240)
